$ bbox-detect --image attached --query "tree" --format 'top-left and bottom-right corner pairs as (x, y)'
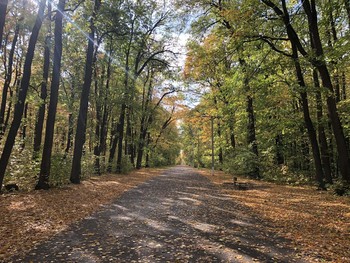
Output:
(36, 0), (66, 190)
(261, 0), (350, 182)
(33, 2), (52, 157)
(70, 0), (101, 184)
(0, 0), (46, 192)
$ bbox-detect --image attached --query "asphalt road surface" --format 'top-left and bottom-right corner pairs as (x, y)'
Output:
(10, 166), (309, 263)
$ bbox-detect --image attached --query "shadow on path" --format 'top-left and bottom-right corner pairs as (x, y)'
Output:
(10, 166), (309, 263)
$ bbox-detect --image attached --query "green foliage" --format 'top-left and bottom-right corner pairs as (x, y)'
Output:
(223, 147), (259, 176)
(81, 152), (96, 180)
(49, 154), (71, 187)
(262, 165), (313, 185)
(5, 144), (40, 191)
(120, 155), (134, 174)
(149, 152), (168, 167)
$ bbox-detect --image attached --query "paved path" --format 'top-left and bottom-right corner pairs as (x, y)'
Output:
(10, 166), (308, 262)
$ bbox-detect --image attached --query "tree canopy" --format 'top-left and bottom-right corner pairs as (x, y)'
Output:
(0, 0), (350, 191)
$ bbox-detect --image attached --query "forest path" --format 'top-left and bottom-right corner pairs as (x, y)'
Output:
(11, 166), (309, 262)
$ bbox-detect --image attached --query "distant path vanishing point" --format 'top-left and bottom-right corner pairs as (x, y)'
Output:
(11, 166), (310, 263)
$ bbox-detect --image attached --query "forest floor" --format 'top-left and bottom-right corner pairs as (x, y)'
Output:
(200, 169), (350, 262)
(0, 167), (165, 261)
(0, 166), (349, 262)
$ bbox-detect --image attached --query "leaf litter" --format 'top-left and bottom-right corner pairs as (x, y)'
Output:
(0, 168), (165, 261)
(199, 169), (350, 262)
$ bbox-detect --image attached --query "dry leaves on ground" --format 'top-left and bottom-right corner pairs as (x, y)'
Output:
(200, 169), (350, 263)
(0, 168), (165, 261)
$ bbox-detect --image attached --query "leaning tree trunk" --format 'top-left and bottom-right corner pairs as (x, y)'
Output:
(302, 0), (350, 182)
(0, 0), (46, 192)
(292, 43), (325, 189)
(36, 0), (65, 190)
(262, 0), (350, 182)
(0, 24), (19, 138)
(70, 0), (101, 184)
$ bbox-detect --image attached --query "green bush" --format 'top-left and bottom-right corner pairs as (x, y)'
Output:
(4, 144), (39, 191)
(120, 155), (134, 174)
(149, 153), (167, 167)
(223, 147), (259, 176)
(330, 181), (350, 196)
(50, 154), (71, 187)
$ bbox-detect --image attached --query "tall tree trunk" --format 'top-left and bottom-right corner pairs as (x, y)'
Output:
(36, 0), (65, 190)
(64, 113), (74, 157)
(70, 0), (101, 183)
(145, 132), (151, 168)
(302, 0), (350, 182)
(116, 103), (126, 173)
(20, 102), (28, 150)
(125, 108), (135, 166)
(313, 70), (333, 183)
(98, 53), (112, 171)
(33, 34), (50, 157)
(0, 24), (19, 138)
(217, 121), (223, 165)
(240, 58), (259, 178)
(136, 116), (148, 169)
(107, 120), (118, 172)
(93, 48), (102, 175)
(94, 119), (101, 174)
(0, 0), (46, 192)
(341, 71), (347, 100)
(291, 42), (325, 188)
(262, 0), (350, 182)
(0, 0), (8, 50)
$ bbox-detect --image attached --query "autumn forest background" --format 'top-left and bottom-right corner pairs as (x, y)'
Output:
(0, 0), (350, 194)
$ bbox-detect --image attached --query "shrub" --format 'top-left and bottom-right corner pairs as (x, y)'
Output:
(223, 147), (259, 177)
(50, 154), (71, 187)
(120, 155), (134, 174)
(331, 181), (350, 196)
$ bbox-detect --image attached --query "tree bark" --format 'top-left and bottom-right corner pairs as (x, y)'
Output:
(0, 0), (46, 192)
(341, 71), (347, 100)
(93, 46), (102, 175)
(145, 132), (151, 168)
(239, 58), (259, 178)
(261, 0), (350, 182)
(302, 0), (350, 182)
(70, 0), (101, 184)
(36, 0), (65, 190)
(64, 113), (74, 156)
(292, 43), (325, 188)
(217, 121), (223, 165)
(107, 120), (118, 172)
(116, 103), (126, 173)
(33, 34), (50, 157)
(313, 70), (333, 184)
(0, 24), (19, 138)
